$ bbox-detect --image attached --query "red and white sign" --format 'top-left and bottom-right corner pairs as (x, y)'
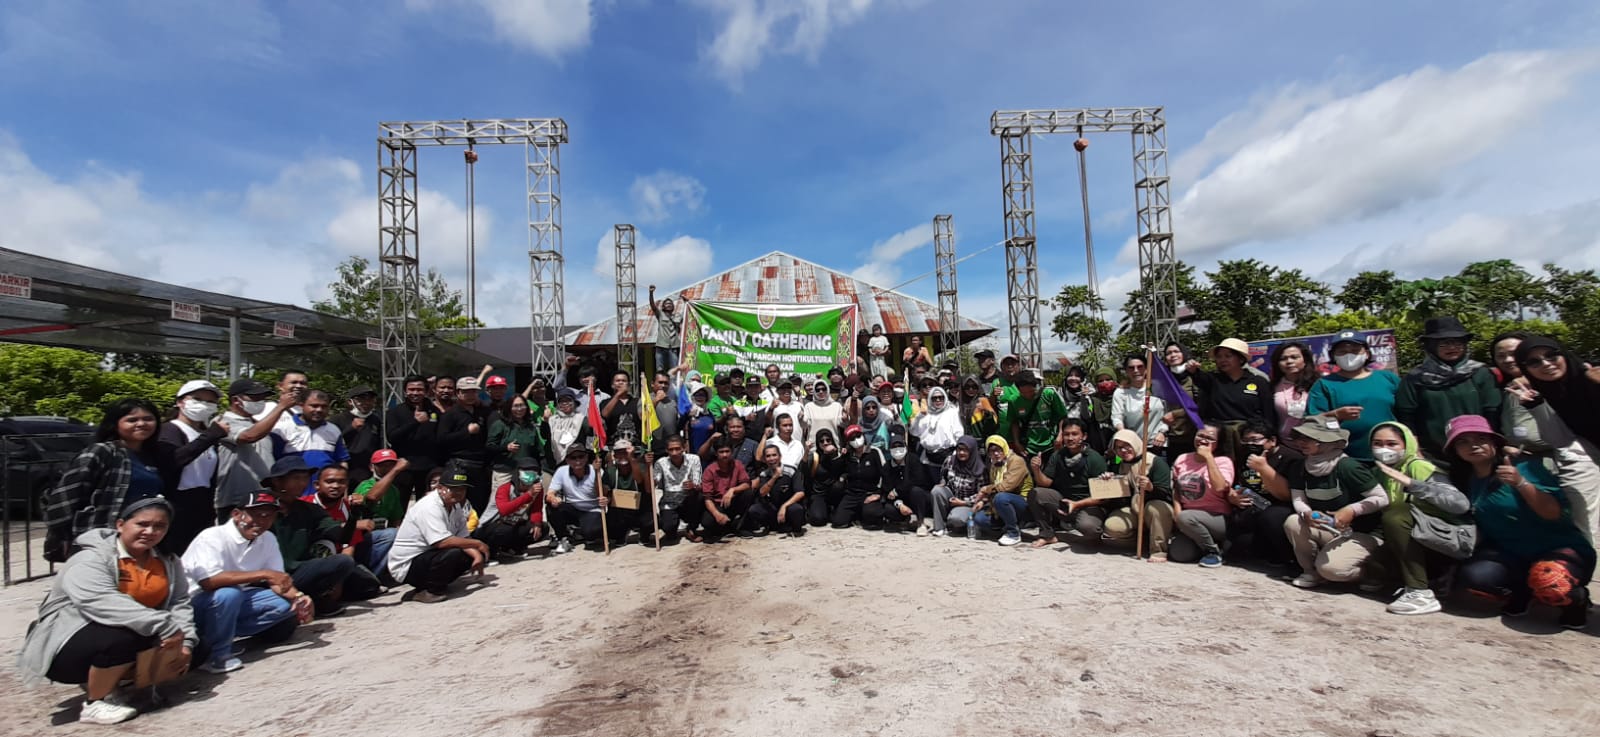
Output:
(273, 321), (296, 339)
(366, 337), (384, 351)
(170, 301), (202, 323)
(0, 273), (31, 299)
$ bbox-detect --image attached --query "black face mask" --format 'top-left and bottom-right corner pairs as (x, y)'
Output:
(1245, 443), (1266, 457)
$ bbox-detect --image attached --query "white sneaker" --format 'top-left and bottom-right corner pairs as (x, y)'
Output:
(1387, 588), (1442, 616)
(930, 529), (948, 538)
(553, 538), (573, 555)
(80, 694), (139, 725)
(999, 532), (1022, 547)
(1290, 573), (1324, 589)
(915, 518), (931, 537)
(199, 656), (242, 674)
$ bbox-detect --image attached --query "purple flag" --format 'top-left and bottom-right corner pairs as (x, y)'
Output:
(1150, 358), (1206, 428)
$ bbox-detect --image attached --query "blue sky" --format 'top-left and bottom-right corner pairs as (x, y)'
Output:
(3, 0), (1599, 356)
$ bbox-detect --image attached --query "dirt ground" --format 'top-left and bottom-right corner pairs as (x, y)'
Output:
(1, 527), (1597, 737)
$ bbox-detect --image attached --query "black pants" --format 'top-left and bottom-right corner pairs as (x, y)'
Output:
(699, 488), (756, 538)
(1460, 548), (1595, 605)
(1251, 503), (1296, 565)
(806, 486), (846, 526)
(161, 486), (215, 555)
(473, 517), (539, 553)
(397, 466), (436, 502)
(749, 495), (806, 534)
(46, 623), (155, 684)
(401, 548), (473, 594)
(549, 504), (628, 545)
(833, 492), (869, 528)
(646, 493), (705, 542)
(291, 554), (361, 612)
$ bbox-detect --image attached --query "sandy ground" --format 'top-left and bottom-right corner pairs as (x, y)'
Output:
(1, 526), (1598, 737)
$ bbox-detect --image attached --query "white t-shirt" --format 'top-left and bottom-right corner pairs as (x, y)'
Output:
(549, 465), (601, 512)
(804, 401), (843, 448)
(770, 435), (807, 469)
(172, 421), (218, 491)
(387, 491), (470, 582)
(181, 522), (285, 596)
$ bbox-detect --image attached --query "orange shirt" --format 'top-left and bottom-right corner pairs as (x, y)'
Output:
(116, 542), (169, 609)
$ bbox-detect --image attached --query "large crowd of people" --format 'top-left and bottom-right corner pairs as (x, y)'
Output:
(18, 308), (1600, 725)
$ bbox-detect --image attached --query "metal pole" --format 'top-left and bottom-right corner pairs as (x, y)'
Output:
(1075, 129), (1103, 320)
(228, 315), (241, 379)
(465, 145), (477, 327)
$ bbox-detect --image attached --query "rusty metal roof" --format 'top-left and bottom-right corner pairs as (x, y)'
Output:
(565, 251), (998, 347)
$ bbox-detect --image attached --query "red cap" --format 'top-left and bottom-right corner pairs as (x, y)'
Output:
(843, 424), (864, 438)
(242, 492), (280, 509)
(370, 449), (399, 465)
(485, 375), (509, 388)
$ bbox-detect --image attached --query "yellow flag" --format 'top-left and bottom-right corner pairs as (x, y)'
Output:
(639, 373), (660, 443)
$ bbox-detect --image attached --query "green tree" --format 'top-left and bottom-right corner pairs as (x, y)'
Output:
(1541, 264), (1600, 358)
(313, 256), (481, 340)
(1120, 261), (1204, 339)
(1190, 259), (1332, 346)
(1455, 260), (1547, 320)
(1049, 284), (1114, 370)
(0, 344), (184, 423)
(1336, 270), (1408, 317)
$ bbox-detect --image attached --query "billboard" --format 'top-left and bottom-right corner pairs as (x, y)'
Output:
(1247, 328), (1399, 375)
(682, 301), (859, 378)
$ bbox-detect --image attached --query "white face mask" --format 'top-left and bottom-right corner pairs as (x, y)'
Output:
(241, 399), (268, 415)
(351, 405), (373, 418)
(1170, 362), (1187, 375)
(180, 398), (217, 423)
(1372, 447), (1404, 465)
(1334, 353), (1367, 372)
(849, 437), (865, 449)
(890, 447), (907, 461)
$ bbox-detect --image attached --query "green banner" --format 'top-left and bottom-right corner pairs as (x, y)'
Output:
(682, 301), (859, 379)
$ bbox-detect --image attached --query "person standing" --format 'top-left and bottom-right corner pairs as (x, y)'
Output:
(215, 378), (298, 517)
(1394, 316), (1501, 463)
(1189, 338), (1278, 430)
(438, 376), (493, 514)
(158, 381), (228, 554)
(489, 395), (544, 493)
(867, 324), (891, 379)
(1306, 330), (1399, 462)
(1268, 342), (1316, 441)
(333, 386), (383, 487)
(648, 285), (683, 373)
(385, 375), (441, 503)
(44, 399), (179, 561)
(1111, 354), (1168, 454)
(1508, 335), (1600, 547)
(1009, 371), (1069, 457)
(602, 370), (643, 446)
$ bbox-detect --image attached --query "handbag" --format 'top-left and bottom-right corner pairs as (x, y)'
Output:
(1408, 504), (1476, 560)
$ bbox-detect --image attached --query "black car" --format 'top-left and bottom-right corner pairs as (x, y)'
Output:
(0, 416), (95, 520)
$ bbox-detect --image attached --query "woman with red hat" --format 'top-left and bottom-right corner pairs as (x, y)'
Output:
(1448, 413), (1593, 629)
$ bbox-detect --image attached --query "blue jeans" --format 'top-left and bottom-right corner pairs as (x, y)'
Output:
(190, 586), (294, 664)
(973, 492), (1028, 537)
(366, 528), (398, 574)
(655, 347), (679, 373)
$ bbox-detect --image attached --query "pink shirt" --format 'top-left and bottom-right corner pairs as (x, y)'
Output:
(1274, 380), (1308, 440)
(1172, 454), (1234, 515)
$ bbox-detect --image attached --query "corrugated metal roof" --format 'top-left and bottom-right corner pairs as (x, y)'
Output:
(565, 251), (998, 346)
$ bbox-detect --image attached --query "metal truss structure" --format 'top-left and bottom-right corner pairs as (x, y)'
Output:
(613, 224), (638, 381)
(989, 107), (1179, 360)
(376, 119), (569, 407)
(932, 214), (961, 358)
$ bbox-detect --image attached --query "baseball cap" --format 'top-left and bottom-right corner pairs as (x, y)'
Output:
(439, 463), (472, 487)
(346, 385), (377, 399)
(842, 424), (864, 438)
(776, 380), (794, 390)
(1292, 413), (1350, 443)
(242, 492), (281, 509)
(565, 445), (596, 461)
(484, 375), (508, 388)
(265, 455), (312, 480)
(228, 378), (271, 397)
(457, 377), (480, 391)
(1001, 354), (1020, 365)
(370, 449), (399, 465)
(612, 438), (634, 452)
(974, 349), (996, 360)
(556, 388), (579, 404)
(177, 379), (220, 400)
(1330, 330), (1365, 349)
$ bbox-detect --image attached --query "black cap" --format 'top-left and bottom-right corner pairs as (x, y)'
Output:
(439, 462), (472, 487)
(974, 349), (995, 360)
(1016, 371), (1041, 386)
(827, 366), (845, 378)
(777, 379), (793, 390)
(265, 455), (312, 480)
(516, 456), (542, 471)
(346, 385), (377, 399)
(228, 377), (271, 397)
(565, 445), (596, 461)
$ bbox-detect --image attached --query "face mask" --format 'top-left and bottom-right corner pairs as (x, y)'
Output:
(1170, 363), (1187, 375)
(351, 406), (373, 418)
(1334, 353), (1367, 371)
(180, 399), (217, 423)
(1372, 447), (1404, 465)
(1245, 443), (1266, 457)
(519, 471), (539, 485)
(1304, 443), (1345, 476)
(890, 447), (907, 461)
(849, 437), (865, 449)
(1096, 381), (1118, 394)
(241, 399), (268, 415)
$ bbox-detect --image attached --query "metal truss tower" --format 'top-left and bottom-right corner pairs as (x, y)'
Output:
(990, 107), (1179, 355)
(932, 214), (961, 358)
(613, 224), (638, 381)
(375, 119), (569, 408)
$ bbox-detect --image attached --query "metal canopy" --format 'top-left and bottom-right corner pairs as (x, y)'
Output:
(0, 246), (503, 376)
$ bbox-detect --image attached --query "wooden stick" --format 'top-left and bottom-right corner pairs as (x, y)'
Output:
(1135, 347), (1154, 560)
(596, 457), (611, 555)
(644, 375), (662, 552)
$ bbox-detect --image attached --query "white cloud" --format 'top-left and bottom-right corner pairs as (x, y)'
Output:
(691, 0), (898, 86)
(1358, 198), (1600, 276)
(405, 0), (594, 59)
(1131, 49), (1600, 263)
(850, 222), (932, 286)
(629, 170), (707, 224)
(586, 228), (717, 322)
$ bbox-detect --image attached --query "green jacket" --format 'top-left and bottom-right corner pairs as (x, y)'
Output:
(273, 499), (343, 573)
(488, 417), (544, 472)
(1394, 364), (1500, 460)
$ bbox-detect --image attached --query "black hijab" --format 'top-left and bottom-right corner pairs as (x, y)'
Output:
(1515, 335), (1600, 448)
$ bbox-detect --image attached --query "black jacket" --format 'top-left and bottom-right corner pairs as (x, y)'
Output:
(385, 402), (439, 469)
(332, 411), (383, 469)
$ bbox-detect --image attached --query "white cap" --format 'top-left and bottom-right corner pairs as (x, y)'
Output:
(177, 379), (220, 400)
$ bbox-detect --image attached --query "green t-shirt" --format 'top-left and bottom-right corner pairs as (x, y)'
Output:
(1042, 448), (1108, 501)
(1010, 388), (1069, 454)
(707, 395), (738, 419)
(1284, 458), (1381, 533)
(994, 381), (1020, 440)
(355, 477), (407, 527)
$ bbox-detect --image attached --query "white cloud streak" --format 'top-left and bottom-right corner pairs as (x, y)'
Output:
(850, 222), (932, 286)
(691, 0), (897, 86)
(405, 0), (594, 59)
(629, 171), (707, 224)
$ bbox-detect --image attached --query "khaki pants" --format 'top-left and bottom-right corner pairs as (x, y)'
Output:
(1283, 514), (1380, 582)
(1103, 500), (1174, 554)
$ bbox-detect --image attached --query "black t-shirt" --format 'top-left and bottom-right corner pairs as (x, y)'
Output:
(841, 449), (885, 496)
(757, 467), (797, 501)
(1041, 448), (1108, 501)
(1196, 371), (1278, 427)
(604, 396), (642, 444)
(439, 404), (493, 463)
